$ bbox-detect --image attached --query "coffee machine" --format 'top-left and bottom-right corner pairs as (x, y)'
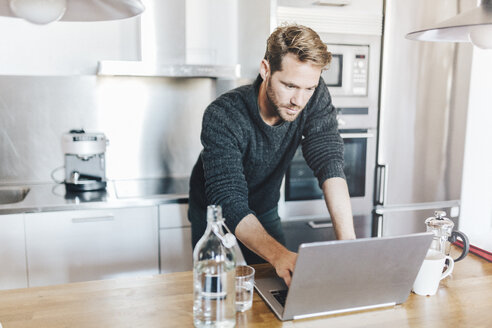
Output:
(62, 129), (108, 192)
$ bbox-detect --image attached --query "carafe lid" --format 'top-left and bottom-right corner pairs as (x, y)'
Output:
(425, 210), (455, 233)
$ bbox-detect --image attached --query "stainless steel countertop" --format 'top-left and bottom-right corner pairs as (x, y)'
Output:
(0, 177), (189, 215)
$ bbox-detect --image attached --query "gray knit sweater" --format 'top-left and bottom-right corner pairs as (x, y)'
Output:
(189, 75), (345, 232)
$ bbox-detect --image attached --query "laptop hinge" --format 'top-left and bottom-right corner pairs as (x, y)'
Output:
(292, 302), (396, 320)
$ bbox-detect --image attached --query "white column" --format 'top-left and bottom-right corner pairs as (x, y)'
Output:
(459, 47), (492, 251)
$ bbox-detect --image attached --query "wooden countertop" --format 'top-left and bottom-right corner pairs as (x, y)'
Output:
(0, 248), (490, 328)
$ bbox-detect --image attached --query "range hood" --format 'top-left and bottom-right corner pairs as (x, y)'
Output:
(98, 61), (240, 78)
(98, 0), (240, 79)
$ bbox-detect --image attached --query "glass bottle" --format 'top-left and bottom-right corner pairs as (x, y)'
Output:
(193, 205), (236, 328)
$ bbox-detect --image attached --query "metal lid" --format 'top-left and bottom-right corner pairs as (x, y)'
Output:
(425, 210), (455, 231)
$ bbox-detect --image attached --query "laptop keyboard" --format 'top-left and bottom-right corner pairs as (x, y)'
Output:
(271, 289), (288, 307)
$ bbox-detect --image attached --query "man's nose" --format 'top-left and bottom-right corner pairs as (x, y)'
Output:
(290, 90), (305, 107)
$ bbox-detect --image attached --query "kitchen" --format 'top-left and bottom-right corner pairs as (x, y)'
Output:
(0, 0), (491, 327)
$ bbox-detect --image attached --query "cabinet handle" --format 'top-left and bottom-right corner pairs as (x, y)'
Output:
(71, 215), (114, 223)
(308, 220), (333, 229)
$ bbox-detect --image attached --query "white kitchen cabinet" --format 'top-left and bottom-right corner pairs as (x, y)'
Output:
(0, 214), (28, 290)
(25, 206), (159, 287)
(159, 203), (193, 273)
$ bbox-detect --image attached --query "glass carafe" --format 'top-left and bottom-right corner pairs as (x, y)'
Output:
(425, 210), (470, 262)
(193, 205), (237, 328)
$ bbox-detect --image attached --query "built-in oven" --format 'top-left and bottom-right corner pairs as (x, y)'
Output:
(279, 128), (376, 221)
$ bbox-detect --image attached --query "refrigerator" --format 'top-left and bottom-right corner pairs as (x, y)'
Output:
(374, 0), (475, 237)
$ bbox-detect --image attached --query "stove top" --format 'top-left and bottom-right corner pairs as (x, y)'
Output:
(114, 177), (189, 199)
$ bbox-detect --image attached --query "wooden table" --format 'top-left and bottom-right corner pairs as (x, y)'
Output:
(0, 249), (490, 328)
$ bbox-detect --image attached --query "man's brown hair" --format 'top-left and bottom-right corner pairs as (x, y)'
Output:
(264, 24), (332, 74)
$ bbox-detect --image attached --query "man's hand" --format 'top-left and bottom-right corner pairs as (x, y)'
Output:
(271, 249), (298, 287)
(235, 214), (298, 286)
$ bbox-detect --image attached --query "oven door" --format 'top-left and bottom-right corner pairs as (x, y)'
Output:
(279, 129), (376, 221)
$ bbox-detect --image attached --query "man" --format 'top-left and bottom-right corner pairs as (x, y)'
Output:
(188, 24), (356, 286)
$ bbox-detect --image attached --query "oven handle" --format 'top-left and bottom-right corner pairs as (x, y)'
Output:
(340, 131), (374, 139)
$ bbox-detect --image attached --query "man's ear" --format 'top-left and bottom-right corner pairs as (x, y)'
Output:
(260, 59), (270, 80)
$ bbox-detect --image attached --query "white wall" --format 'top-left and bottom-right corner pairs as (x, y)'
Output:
(459, 48), (492, 252)
(0, 16), (140, 75)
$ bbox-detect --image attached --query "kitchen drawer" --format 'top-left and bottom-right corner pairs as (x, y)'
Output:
(159, 203), (190, 228)
(25, 206), (159, 287)
(0, 214), (28, 290)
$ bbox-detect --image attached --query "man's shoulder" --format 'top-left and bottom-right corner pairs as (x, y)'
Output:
(205, 83), (256, 119)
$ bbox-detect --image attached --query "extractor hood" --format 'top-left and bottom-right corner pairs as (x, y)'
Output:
(97, 0), (240, 79)
(98, 61), (240, 78)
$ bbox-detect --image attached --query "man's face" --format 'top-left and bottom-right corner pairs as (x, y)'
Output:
(262, 53), (322, 123)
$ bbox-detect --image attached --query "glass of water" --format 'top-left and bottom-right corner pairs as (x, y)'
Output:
(235, 265), (255, 312)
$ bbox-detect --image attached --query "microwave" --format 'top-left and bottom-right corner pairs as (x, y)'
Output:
(322, 44), (369, 97)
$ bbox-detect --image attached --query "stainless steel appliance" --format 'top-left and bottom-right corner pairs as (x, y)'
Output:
(62, 130), (108, 192)
(373, 0), (473, 238)
(283, 128), (376, 219)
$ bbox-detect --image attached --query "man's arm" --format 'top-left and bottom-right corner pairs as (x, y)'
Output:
(322, 177), (356, 240)
(235, 215), (297, 287)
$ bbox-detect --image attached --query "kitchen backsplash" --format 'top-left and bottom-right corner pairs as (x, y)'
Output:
(0, 75), (215, 184)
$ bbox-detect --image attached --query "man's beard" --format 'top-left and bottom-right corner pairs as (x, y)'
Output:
(265, 79), (303, 123)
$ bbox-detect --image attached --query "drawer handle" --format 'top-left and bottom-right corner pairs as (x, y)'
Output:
(71, 215), (114, 223)
(308, 220), (333, 229)
(340, 131), (374, 139)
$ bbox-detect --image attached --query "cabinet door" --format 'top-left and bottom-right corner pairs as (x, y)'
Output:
(159, 203), (193, 273)
(25, 207), (158, 287)
(0, 214), (28, 290)
(159, 227), (193, 273)
(159, 203), (190, 229)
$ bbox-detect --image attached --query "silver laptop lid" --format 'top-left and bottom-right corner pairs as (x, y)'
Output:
(281, 233), (433, 320)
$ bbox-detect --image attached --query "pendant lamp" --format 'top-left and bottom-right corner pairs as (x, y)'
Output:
(0, 0), (144, 25)
(406, 0), (492, 49)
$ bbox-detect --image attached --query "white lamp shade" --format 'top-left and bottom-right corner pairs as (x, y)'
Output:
(0, 0), (145, 24)
(406, 0), (492, 49)
(9, 0), (66, 24)
(469, 25), (492, 49)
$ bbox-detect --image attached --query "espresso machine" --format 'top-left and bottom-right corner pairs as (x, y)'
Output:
(62, 129), (108, 192)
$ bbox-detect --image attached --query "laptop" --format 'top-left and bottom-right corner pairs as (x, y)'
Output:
(254, 232), (433, 321)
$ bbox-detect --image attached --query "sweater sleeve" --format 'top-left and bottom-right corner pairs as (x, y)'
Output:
(200, 99), (255, 233)
(301, 78), (346, 187)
